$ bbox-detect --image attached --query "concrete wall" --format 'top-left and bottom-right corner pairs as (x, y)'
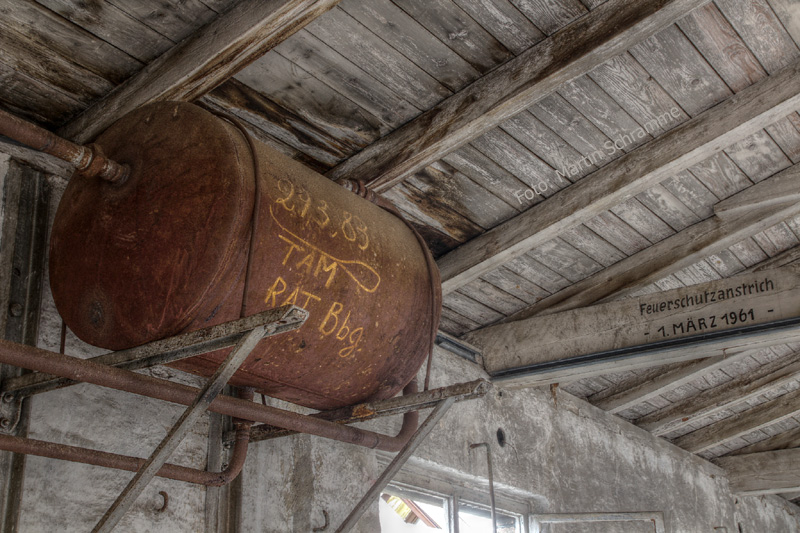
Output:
(1, 159), (798, 532)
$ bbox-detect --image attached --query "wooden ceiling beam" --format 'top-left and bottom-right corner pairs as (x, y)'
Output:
(715, 449), (800, 496)
(500, 161), (800, 322)
(636, 349), (800, 436)
(673, 387), (800, 454)
(469, 265), (800, 388)
(58, 0), (341, 144)
(434, 59), (800, 296)
(326, 0), (706, 190)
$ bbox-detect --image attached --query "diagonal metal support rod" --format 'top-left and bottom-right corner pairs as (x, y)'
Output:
(92, 306), (307, 532)
(2, 306), (304, 399)
(335, 397), (456, 533)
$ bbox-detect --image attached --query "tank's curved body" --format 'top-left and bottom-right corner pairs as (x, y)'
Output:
(49, 102), (440, 410)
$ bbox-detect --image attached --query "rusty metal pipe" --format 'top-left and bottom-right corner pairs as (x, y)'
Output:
(0, 388), (253, 487)
(0, 108), (128, 183)
(0, 339), (416, 452)
(0, 431), (247, 487)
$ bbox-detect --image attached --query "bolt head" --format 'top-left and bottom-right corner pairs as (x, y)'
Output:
(1, 393), (13, 404)
(8, 303), (23, 317)
(0, 418), (10, 429)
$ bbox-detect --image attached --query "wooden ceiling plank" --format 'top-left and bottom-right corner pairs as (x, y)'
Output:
(436, 58), (800, 296)
(726, 425), (800, 456)
(715, 448), (800, 495)
(674, 387), (800, 453)
(451, 0), (545, 55)
(59, 0), (342, 144)
(326, 0), (707, 188)
(745, 244), (800, 273)
(677, 2), (767, 93)
(637, 350), (800, 435)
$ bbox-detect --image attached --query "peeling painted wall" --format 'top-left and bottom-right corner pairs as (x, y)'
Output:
(0, 160), (798, 532)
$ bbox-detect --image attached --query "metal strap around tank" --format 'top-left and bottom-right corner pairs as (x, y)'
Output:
(1, 306), (305, 401)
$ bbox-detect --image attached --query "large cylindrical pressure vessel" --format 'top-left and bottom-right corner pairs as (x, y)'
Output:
(49, 102), (440, 410)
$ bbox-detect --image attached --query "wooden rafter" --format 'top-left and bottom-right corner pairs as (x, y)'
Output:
(434, 59), (800, 296)
(58, 0), (342, 144)
(326, 0), (707, 190)
(636, 349), (800, 436)
(674, 387), (800, 453)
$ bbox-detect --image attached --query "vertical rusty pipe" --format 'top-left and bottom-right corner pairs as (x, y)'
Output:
(0, 339), (417, 452)
(469, 442), (497, 533)
(0, 108), (128, 183)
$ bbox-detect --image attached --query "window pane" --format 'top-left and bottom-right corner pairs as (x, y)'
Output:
(379, 491), (446, 531)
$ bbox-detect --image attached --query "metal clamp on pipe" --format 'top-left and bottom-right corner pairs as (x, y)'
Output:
(0, 107), (129, 183)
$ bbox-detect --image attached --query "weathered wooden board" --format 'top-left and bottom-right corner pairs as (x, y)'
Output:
(235, 52), (385, 145)
(59, 0), (343, 143)
(436, 59), (800, 295)
(0, 0), (142, 85)
(678, 2), (766, 93)
(628, 24), (732, 117)
(588, 53), (688, 138)
(452, 0), (545, 54)
(36, 0), (173, 63)
(715, 0), (800, 74)
(584, 211), (651, 255)
(715, 449), (800, 496)
(638, 349), (800, 436)
(510, 0), (587, 35)
(326, 0), (707, 189)
(338, 0), (480, 91)
(687, 152), (752, 201)
(677, 386), (800, 453)
(442, 145), (534, 209)
(392, 0), (512, 73)
(507, 180), (800, 323)
(662, 171), (717, 218)
(724, 130), (791, 182)
(105, 0), (216, 43)
(559, 74), (651, 153)
(0, 59), (83, 128)
(500, 110), (592, 185)
(470, 265), (800, 387)
(560, 224), (626, 267)
(307, 7), (451, 109)
(273, 29), (421, 129)
(611, 198), (674, 244)
(635, 184), (700, 231)
(406, 163), (518, 230)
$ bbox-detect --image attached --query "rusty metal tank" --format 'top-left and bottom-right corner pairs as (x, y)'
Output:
(49, 101), (440, 410)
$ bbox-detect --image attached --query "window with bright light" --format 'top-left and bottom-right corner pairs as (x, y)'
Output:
(378, 485), (523, 533)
